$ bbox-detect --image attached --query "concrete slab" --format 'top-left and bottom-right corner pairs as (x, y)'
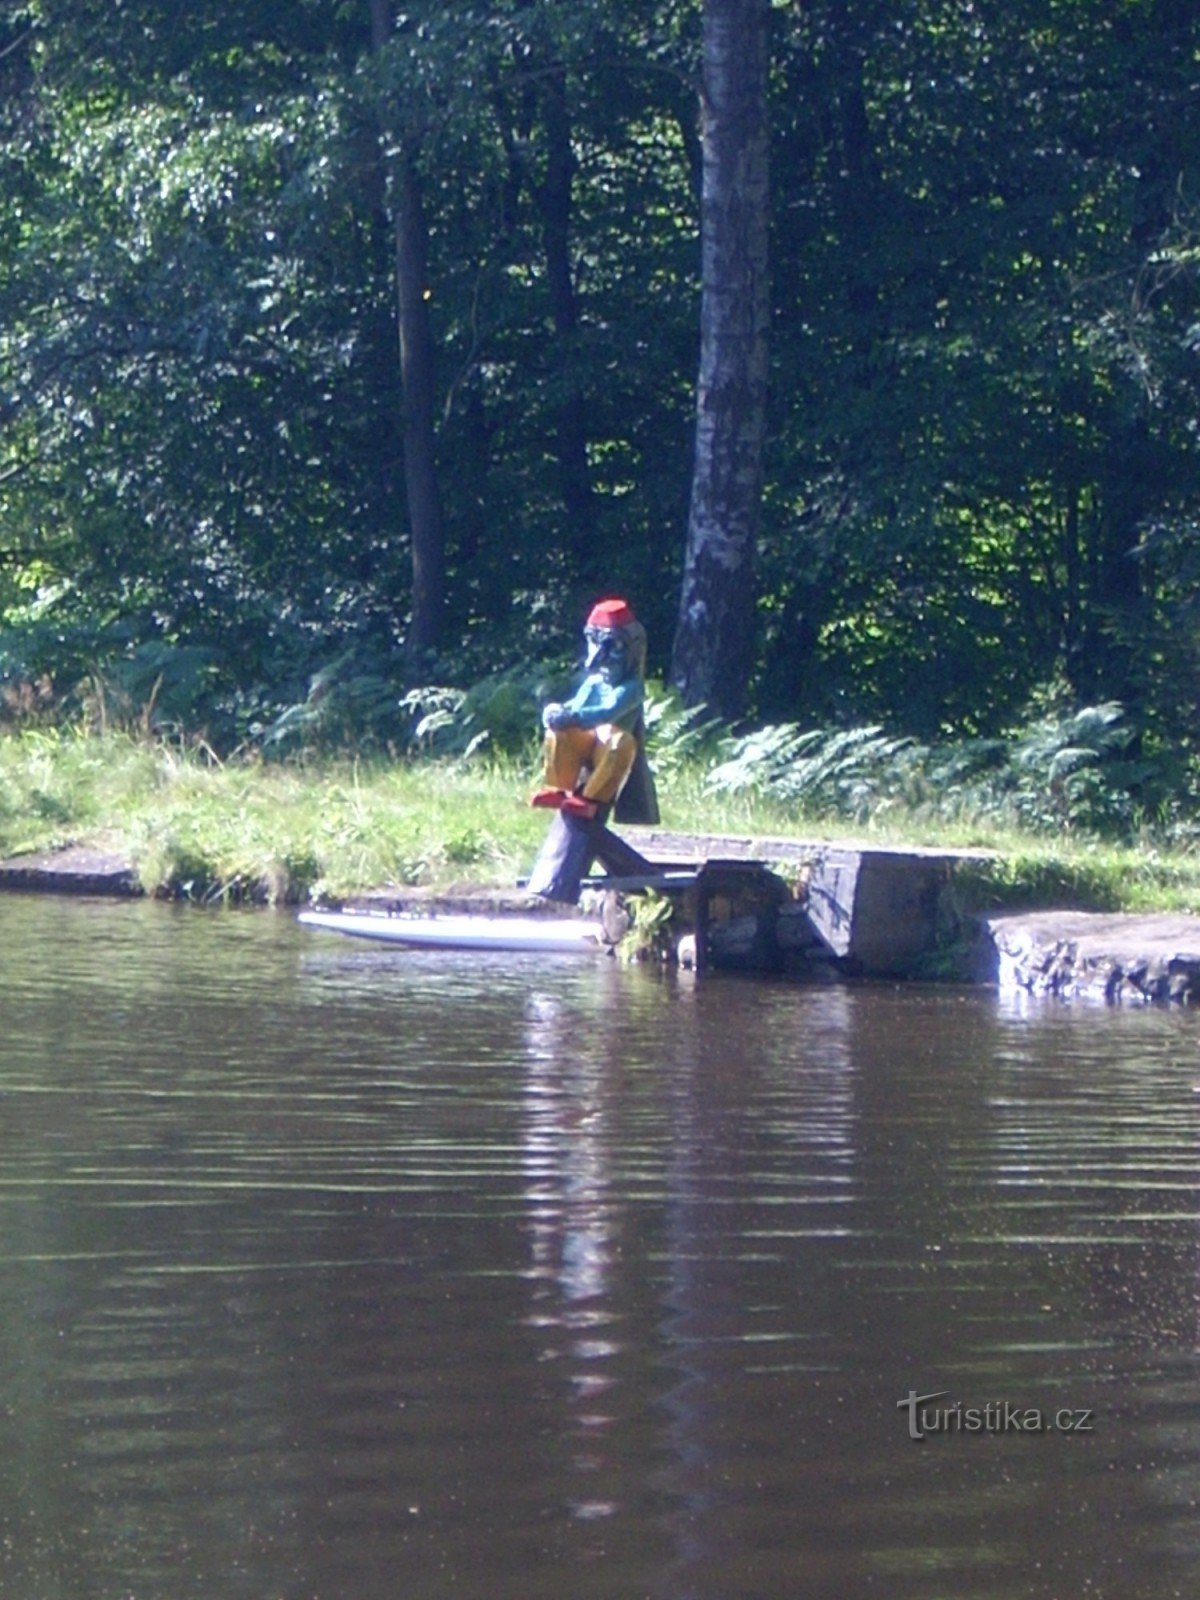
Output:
(803, 845), (961, 973)
(987, 910), (1200, 1002)
(614, 828), (987, 976)
(614, 826), (993, 868)
(0, 845), (140, 895)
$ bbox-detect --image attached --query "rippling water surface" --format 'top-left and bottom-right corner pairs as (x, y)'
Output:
(3, 895), (1200, 1599)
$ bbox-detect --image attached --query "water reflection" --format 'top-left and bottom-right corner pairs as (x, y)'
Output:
(521, 990), (624, 1523)
(2, 899), (1200, 1598)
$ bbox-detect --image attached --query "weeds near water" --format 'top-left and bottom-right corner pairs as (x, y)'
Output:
(618, 889), (679, 964)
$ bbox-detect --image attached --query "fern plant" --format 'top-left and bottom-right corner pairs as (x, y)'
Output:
(1005, 702), (1147, 834)
(705, 722), (913, 822)
(640, 683), (722, 778)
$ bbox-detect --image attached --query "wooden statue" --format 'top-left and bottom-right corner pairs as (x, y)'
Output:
(527, 597), (658, 902)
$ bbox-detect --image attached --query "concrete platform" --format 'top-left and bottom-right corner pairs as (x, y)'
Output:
(987, 911), (1200, 1003)
(0, 845), (139, 895)
(615, 828), (987, 976)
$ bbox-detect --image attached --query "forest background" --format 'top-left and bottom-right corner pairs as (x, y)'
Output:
(2, 0), (1200, 888)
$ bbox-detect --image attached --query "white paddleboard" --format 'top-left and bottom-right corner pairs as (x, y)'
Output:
(298, 908), (605, 954)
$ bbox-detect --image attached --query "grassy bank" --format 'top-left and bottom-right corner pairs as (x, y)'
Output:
(3, 727), (1200, 913)
(0, 730), (551, 902)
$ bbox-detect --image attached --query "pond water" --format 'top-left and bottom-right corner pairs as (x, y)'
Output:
(2, 895), (1200, 1600)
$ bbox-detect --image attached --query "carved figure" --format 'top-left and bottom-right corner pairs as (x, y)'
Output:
(531, 597), (648, 822)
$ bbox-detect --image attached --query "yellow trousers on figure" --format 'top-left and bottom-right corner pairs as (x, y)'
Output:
(543, 723), (637, 804)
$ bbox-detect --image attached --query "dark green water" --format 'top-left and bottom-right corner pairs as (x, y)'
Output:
(2, 895), (1200, 1599)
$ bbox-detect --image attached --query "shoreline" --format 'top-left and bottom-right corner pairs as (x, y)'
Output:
(6, 839), (1200, 1004)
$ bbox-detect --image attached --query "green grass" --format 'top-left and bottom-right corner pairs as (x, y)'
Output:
(3, 726), (1200, 912)
(0, 730), (551, 901)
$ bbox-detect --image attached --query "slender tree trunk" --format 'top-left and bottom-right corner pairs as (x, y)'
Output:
(369, 0), (444, 662)
(670, 0), (770, 719)
(534, 64), (596, 560)
(391, 150), (445, 658)
(828, 13), (881, 323)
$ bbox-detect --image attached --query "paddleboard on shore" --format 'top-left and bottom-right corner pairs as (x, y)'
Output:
(298, 908), (605, 954)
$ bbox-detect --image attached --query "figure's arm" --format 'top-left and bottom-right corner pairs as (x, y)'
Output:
(551, 675), (642, 731)
(542, 681), (594, 731)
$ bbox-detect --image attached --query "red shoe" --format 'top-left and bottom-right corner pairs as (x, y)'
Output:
(560, 793), (599, 820)
(530, 787), (568, 809)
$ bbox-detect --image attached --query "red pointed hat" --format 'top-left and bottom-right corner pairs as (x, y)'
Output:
(586, 597), (635, 629)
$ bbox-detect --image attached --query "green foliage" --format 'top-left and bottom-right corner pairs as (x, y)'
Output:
(640, 683), (723, 778)
(1004, 702), (1148, 835)
(617, 888), (678, 964)
(706, 723), (913, 822)
(887, 701), (1155, 840)
(396, 664), (565, 758)
(1, 0), (1199, 771)
(698, 701), (1159, 844)
(952, 852), (1131, 915)
(6, 724), (1200, 917)
(423, 666), (562, 756)
(259, 648), (405, 755)
(76, 641), (222, 737)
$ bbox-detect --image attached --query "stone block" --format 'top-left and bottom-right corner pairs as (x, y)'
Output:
(805, 846), (955, 975)
(986, 912), (1200, 1003)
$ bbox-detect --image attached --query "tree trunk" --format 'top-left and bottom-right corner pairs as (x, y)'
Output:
(534, 64), (596, 563)
(369, 0), (445, 663)
(670, 0), (770, 719)
(391, 149), (445, 659)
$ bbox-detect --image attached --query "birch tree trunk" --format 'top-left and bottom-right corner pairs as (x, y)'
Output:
(670, 0), (770, 719)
